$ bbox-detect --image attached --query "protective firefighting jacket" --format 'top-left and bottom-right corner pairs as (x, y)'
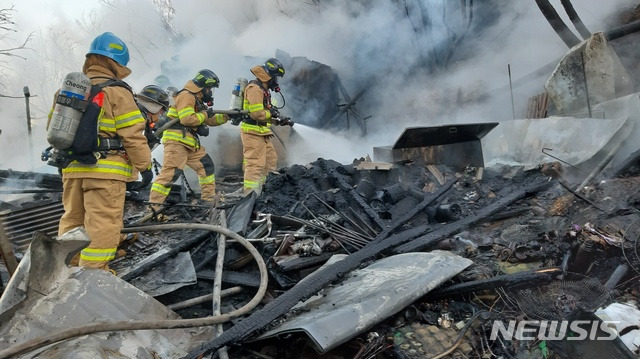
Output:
(162, 80), (227, 149)
(241, 66), (277, 136)
(47, 55), (151, 181)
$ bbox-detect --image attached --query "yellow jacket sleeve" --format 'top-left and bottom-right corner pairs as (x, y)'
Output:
(245, 84), (272, 122)
(104, 86), (151, 172)
(204, 113), (229, 126)
(174, 91), (206, 127)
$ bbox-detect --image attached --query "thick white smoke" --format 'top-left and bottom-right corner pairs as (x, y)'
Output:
(0, 0), (635, 171)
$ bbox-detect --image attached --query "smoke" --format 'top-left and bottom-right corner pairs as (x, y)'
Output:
(0, 0), (635, 172)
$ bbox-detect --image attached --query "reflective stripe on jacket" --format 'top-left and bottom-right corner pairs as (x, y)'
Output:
(57, 61), (150, 181)
(241, 81), (274, 136)
(161, 130), (199, 148)
(161, 81), (207, 149)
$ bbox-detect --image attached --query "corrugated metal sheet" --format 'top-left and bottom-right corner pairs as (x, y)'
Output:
(0, 200), (63, 255)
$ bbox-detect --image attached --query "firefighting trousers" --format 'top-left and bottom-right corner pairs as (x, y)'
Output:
(241, 132), (277, 194)
(58, 177), (126, 270)
(149, 141), (216, 206)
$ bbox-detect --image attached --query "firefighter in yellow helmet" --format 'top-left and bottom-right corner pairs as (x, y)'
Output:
(149, 69), (229, 209)
(241, 58), (287, 195)
(47, 32), (151, 271)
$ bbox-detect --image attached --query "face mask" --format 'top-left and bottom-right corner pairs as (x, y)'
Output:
(202, 87), (214, 104)
(268, 78), (280, 92)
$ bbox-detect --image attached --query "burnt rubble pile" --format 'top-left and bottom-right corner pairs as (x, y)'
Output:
(0, 154), (639, 358)
(123, 157), (637, 358)
(222, 158), (640, 359)
(2, 157), (640, 358)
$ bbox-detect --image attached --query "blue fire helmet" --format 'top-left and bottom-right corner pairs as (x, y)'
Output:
(87, 32), (130, 66)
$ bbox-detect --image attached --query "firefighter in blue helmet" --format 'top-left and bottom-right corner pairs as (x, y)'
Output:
(47, 32), (151, 271)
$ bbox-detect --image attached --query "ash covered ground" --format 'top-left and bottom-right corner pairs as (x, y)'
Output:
(94, 156), (640, 358)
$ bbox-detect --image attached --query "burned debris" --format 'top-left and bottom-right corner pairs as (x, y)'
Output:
(3, 144), (640, 358)
(2, 5), (640, 359)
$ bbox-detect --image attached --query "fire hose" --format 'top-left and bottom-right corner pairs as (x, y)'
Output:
(0, 223), (268, 359)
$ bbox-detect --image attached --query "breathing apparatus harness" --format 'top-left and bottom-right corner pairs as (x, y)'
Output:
(42, 76), (133, 169)
(167, 89), (210, 146)
(241, 79), (289, 127)
(85, 76), (134, 156)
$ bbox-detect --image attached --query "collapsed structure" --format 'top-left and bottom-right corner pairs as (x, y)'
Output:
(2, 8), (640, 359)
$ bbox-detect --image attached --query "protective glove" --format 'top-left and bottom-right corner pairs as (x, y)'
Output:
(140, 169), (154, 188)
(196, 124), (210, 137)
(206, 107), (215, 118)
(229, 113), (243, 126)
(269, 108), (280, 119)
(125, 181), (139, 192)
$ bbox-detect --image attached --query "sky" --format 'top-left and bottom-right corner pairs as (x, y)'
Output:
(0, 0), (636, 173)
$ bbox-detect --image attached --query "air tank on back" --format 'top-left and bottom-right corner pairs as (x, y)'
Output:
(228, 77), (248, 111)
(47, 72), (92, 149)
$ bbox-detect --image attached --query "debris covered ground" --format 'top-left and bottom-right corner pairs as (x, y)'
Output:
(1, 152), (640, 358)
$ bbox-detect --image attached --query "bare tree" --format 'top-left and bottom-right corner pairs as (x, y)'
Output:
(275, 0), (320, 17)
(151, 0), (179, 39)
(0, 6), (32, 90)
(0, 6), (32, 59)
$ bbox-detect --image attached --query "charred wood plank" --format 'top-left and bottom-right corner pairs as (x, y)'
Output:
(427, 267), (562, 299)
(394, 178), (552, 253)
(320, 161), (386, 231)
(371, 178), (457, 244)
(277, 252), (334, 272)
(484, 207), (531, 222)
(197, 270), (261, 288)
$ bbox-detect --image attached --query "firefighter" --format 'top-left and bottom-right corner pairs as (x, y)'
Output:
(50, 32), (151, 271)
(116, 85), (170, 251)
(125, 85), (170, 192)
(136, 84), (170, 151)
(148, 69), (229, 209)
(241, 58), (286, 195)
